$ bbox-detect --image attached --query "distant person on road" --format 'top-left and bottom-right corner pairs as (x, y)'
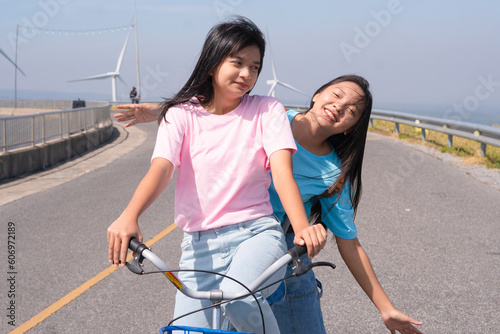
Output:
(129, 87), (139, 104)
(115, 74), (423, 334)
(107, 16), (326, 334)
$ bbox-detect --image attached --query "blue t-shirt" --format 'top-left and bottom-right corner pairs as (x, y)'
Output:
(268, 110), (357, 239)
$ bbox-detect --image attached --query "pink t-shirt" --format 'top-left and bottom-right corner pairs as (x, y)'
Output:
(152, 95), (297, 232)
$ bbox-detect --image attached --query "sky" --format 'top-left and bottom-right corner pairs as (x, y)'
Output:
(1, 0), (500, 124)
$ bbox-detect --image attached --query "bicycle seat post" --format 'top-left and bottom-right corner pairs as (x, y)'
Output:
(210, 289), (224, 330)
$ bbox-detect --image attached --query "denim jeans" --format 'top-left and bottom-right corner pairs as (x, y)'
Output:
(269, 233), (326, 334)
(173, 215), (287, 334)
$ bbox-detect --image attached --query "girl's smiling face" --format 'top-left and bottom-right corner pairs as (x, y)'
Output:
(211, 44), (261, 102)
(310, 81), (365, 135)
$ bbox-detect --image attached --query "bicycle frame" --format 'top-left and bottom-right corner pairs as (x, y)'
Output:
(127, 238), (335, 332)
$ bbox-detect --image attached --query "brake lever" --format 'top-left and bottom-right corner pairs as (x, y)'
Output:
(291, 257), (336, 277)
(126, 239), (149, 275)
(310, 261), (336, 270)
(126, 252), (146, 275)
(286, 245), (310, 277)
(286, 223), (337, 277)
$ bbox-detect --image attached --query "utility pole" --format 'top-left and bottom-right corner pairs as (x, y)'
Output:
(14, 24), (19, 109)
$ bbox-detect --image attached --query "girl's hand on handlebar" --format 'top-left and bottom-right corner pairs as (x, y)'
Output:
(114, 103), (162, 127)
(293, 224), (327, 258)
(107, 215), (143, 267)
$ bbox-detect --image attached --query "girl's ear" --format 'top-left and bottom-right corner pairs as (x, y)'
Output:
(312, 93), (319, 103)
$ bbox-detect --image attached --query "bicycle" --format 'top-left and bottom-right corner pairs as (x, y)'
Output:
(126, 237), (336, 334)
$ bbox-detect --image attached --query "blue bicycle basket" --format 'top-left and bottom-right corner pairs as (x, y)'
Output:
(159, 325), (253, 334)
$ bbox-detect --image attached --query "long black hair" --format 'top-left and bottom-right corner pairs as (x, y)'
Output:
(158, 16), (265, 123)
(309, 75), (373, 221)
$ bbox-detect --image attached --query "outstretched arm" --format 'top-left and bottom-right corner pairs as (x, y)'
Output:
(270, 149), (327, 258)
(336, 236), (423, 333)
(114, 103), (162, 127)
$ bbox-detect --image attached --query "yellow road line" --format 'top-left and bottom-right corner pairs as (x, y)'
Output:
(9, 223), (177, 334)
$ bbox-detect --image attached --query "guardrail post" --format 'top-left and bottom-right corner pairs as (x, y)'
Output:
(369, 118), (374, 128)
(42, 114), (46, 144)
(59, 111), (63, 139)
(67, 110), (70, 137)
(480, 143), (486, 157)
(395, 123), (400, 135)
(31, 115), (35, 147)
(421, 128), (426, 141)
(1, 119), (6, 152)
(79, 109), (82, 133)
(447, 134), (453, 147)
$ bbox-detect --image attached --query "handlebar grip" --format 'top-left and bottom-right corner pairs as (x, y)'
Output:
(287, 244), (307, 258)
(129, 237), (145, 253)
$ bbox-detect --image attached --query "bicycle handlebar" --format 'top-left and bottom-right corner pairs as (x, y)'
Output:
(126, 237), (328, 302)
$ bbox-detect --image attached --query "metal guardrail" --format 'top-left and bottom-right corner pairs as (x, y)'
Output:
(0, 101), (112, 153)
(370, 109), (500, 156)
(0, 100), (107, 109)
(284, 105), (500, 157)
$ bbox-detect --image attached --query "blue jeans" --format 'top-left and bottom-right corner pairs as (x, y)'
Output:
(268, 233), (326, 334)
(173, 215), (286, 334)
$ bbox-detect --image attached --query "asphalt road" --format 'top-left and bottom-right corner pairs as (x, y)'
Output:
(0, 118), (498, 334)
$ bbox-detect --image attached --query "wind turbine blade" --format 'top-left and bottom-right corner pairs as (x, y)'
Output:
(267, 81), (278, 97)
(0, 48), (26, 76)
(266, 28), (277, 80)
(67, 73), (115, 82)
(278, 81), (310, 97)
(116, 25), (133, 73)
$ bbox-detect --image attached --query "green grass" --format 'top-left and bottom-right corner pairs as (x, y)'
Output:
(369, 120), (500, 169)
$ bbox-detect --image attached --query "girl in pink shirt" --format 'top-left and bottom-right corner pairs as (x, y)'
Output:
(107, 16), (326, 333)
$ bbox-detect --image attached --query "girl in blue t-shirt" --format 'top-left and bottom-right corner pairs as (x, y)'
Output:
(267, 75), (422, 334)
(114, 75), (422, 333)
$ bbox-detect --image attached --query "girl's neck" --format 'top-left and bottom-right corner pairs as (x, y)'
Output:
(203, 94), (242, 115)
(292, 113), (332, 156)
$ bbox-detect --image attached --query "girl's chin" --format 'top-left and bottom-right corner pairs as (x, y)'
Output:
(316, 113), (335, 125)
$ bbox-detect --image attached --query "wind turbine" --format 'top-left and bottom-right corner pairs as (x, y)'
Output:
(266, 30), (309, 99)
(68, 24), (133, 102)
